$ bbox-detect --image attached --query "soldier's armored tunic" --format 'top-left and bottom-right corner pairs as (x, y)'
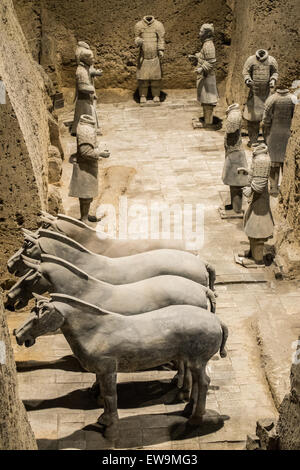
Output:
(69, 115), (100, 199)
(222, 104), (248, 213)
(243, 50), (278, 145)
(135, 16), (165, 103)
(71, 46), (102, 136)
(196, 38), (218, 106)
(262, 89), (295, 194)
(241, 144), (274, 265)
(69, 115), (110, 222)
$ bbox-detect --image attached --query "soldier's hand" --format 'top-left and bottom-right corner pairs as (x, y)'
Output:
(269, 78), (276, 88)
(158, 50), (164, 58)
(237, 167), (248, 175)
(135, 38), (143, 47)
(243, 186), (252, 198)
(99, 150), (110, 158)
(245, 79), (254, 88)
(196, 67), (203, 74)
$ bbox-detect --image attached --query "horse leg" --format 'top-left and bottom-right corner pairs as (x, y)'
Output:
(96, 359), (119, 441)
(177, 363), (191, 402)
(188, 363), (210, 425)
(171, 359), (184, 387)
(183, 368), (198, 418)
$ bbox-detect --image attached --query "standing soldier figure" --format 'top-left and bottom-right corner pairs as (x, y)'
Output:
(69, 114), (110, 223)
(243, 49), (278, 147)
(237, 143), (274, 267)
(71, 43), (102, 136)
(135, 15), (165, 105)
(221, 103), (248, 217)
(190, 23), (218, 127)
(262, 79), (295, 196)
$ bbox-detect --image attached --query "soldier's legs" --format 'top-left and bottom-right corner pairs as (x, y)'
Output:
(249, 237), (265, 265)
(247, 121), (260, 146)
(151, 80), (161, 102)
(138, 80), (149, 103)
(230, 186), (243, 213)
(270, 164), (280, 195)
(79, 198), (93, 223)
(202, 104), (214, 125)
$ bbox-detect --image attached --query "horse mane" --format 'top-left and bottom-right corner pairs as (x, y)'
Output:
(57, 213), (97, 231)
(38, 229), (93, 255)
(49, 293), (112, 316)
(40, 254), (92, 280)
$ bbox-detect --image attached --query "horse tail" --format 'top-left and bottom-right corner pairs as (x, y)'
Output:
(205, 262), (216, 294)
(206, 288), (216, 313)
(219, 322), (228, 358)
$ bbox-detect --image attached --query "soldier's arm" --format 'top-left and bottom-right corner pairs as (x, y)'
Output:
(77, 69), (95, 94)
(250, 176), (269, 194)
(157, 22), (165, 52)
(134, 23), (143, 47)
(242, 56), (254, 86)
(262, 95), (275, 130)
(79, 143), (100, 161)
(90, 66), (103, 77)
(269, 57), (279, 83)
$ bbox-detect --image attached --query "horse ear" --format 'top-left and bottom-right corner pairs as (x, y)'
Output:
(40, 210), (56, 221)
(33, 293), (49, 302)
(21, 255), (40, 270)
(40, 215), (55, 226)
(21, 228), (38, 239)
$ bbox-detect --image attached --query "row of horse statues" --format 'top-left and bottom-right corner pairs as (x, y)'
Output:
(6, 212), (228, 442)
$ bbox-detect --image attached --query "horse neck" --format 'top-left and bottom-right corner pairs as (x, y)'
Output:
(42, 263), (108, 295)
(42, 237), (95, 267)
(60, 306), (106, 357)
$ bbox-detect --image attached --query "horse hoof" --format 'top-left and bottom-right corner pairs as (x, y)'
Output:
(97, 413), (110, 426)
(177, 390), (190, 402)
(182, 403), (193, 418)
(188, 416), (204, 426)
(104, 425), (119, 442)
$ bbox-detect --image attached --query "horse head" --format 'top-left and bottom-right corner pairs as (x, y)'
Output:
(5, 257), (50, 311)
(7, 230), (42, 276)
(13, 294), (64, 347)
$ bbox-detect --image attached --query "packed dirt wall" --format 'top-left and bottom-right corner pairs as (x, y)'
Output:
(0, 0), (63, 283)
(13, 0), (233, 93)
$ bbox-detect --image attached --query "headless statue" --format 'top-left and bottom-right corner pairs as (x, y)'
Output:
(243, 49), (278, 147)
(135, 15), (165, 104)
(262, 79), (295, 196)
(221, 104), (248, 216)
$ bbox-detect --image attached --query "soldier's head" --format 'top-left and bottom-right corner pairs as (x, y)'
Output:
(79, 48), (94, 66)
(75, 41), (91, 65)
(199, 23), (214, 41)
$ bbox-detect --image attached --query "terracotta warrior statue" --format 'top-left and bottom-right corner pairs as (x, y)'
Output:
(71, 42), (102, 136)
(189, 23), (218, 127)
(237, 143), (274, 267)
(262, 78), (295, 196)
(69, 114), (110, 222)
(221, 104), (248, 216)
(243, 49), (278, 146)
(134, 15), (165, 104)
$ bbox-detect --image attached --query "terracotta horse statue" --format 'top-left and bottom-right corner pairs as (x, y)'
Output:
(39, 211), (188, 257)
(5, 254), (216, 313)
(14, 294), (228, 441)
(7, 228), (216, 290)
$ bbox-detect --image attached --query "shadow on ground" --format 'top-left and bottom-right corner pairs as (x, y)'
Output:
(24, 378), (219, 412)
(37, 410), (229, 450)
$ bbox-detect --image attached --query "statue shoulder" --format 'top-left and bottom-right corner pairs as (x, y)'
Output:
(154, 19), (165, 32)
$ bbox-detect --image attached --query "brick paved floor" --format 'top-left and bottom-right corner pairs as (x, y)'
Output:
(10, 90), (300, 450)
